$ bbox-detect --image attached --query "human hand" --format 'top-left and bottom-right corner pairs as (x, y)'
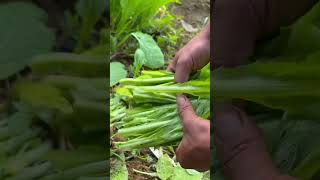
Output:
(213, 103), (297, 180)
(167, 26), (210, 83)
(175, 94), (210, 172)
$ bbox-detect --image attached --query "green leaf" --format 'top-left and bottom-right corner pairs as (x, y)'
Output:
(111, 153), (128, 180)
(133, 48), (147, 77)
(13, 81), (73, 114)
(110, 62), (127, 87)
(132, 32), (165, 69)
(0, 2), (54, 79)
(156, 154), (174, 180)
(171, 166), (203, 180)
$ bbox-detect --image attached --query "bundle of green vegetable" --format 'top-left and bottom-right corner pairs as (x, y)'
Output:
(0, 51), (109, 179)
(0, 107), (108, 180)
(110, 95), (126, 128)
(112, 65), (210, 150)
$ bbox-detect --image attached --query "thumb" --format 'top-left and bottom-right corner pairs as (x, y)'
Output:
(176, 94), (197, 125)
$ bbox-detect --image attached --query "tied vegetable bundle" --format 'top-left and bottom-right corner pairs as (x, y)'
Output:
(111, 65), (210, 150)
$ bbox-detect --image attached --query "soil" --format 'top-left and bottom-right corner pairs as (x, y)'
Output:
(174, 0), (210, 27)
(127, 158), (155, 180)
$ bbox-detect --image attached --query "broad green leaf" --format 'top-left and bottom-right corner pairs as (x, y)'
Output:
(133, 48), (147, 77)
(132, 32), (165, 69)
(111, 153), (128, 180)
(156, 154), (174, 180)
(13, 81), (73, 114)
(110, 62), (127, 87)
(0, 2), (54, 79)
(171, 166), (203, 180)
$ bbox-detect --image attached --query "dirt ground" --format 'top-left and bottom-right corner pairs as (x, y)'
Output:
(174, 0), (210, 27)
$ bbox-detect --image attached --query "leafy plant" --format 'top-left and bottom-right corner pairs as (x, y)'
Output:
(110, 0), (178, 52)
(110, 62), (128, 87)
(132, 32), (165, 70)
(0, 2), (54, 79)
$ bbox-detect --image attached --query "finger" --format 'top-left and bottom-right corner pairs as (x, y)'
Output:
(166, 54), (179, 72)
(166, 63), (175, 72)
(175, 56), (192, 83)
(176, 94), (196, 125)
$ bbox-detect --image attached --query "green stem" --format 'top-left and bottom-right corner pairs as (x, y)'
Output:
(42, 160), (108, 180)
(117, 120), (171, 136)
(6, 161), (52, 180)
(120, 77), (174, 86)
(0, 129), (38, 155)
